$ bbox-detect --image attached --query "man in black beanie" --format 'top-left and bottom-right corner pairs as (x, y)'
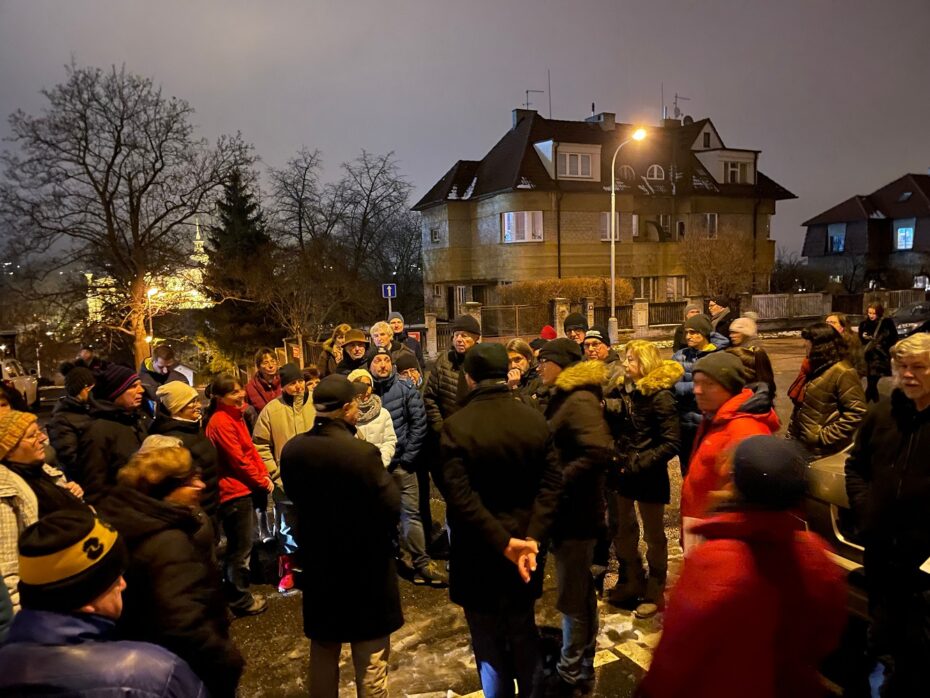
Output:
(563, 313), (589, 344)
(77, 364), (148, 501)
(440, 342), (562, 696)
(47, 366), (96, 479)
(0, 510), (206, 695)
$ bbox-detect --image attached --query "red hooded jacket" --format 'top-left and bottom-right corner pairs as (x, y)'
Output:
(637, 511), (847, 698)
(680, 388), (780, 519)
(205, 402), (271, 503)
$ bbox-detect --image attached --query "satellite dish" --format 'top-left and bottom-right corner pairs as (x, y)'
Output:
(683, 115), (694, 125)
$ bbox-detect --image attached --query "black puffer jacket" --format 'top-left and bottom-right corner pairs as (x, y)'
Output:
(148, 416), (220, 526)
(546, 360), (616, 541)
(424, 347), (469, 431)
(787, 359), (866, 457)
(76, 402), (149, 502)
(440, 382), (562, 611)
(608, 360), (683, 504)
(94, 486), (243, 698)
(858, 317), (898, 377)
(846, 389), (930, 591)
(46, 396), (95, 479)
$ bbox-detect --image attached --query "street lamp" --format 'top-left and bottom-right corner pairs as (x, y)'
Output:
(609, 127), (647, 345)
(146, 287), (159, 354)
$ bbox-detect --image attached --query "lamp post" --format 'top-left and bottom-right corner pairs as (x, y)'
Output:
(609, 127), (647, 345)
(146, 287), (159, 355)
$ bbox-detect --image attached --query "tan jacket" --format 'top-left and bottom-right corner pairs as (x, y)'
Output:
(252, 393), (316, 485)
(788, 360), (866, 456)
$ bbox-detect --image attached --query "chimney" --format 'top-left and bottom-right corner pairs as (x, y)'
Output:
(585, 112), (616, 131)
(512, 108), (535, 129)
(661, 117), (682, 128)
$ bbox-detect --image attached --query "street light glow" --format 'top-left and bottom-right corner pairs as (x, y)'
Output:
(147, 287), (159, 298)
(632, 127), (647, 141)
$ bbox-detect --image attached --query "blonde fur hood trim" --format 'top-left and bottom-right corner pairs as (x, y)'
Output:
(554, 359), (609, 391)
(634, 360), (685, 396)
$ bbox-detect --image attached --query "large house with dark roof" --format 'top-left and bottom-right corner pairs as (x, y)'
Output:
(412, 108), (794, 319)
(802, 173), (930, 290)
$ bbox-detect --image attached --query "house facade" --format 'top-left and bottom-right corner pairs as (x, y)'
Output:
(413, 109), (794, 319)
(802, 174), (930, 290)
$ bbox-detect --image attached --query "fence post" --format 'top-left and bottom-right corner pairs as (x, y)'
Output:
(633, 298), (649, 338)
(425, 312), (437, 358)
(584, 298), (595, 330)
(463, 302), (482, 334)
(552, 297), (570, 337)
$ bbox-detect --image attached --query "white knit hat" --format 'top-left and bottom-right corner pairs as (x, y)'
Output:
(156, 381), (199, 416)
(347, 368), (373, 384)
(730, 316), (758, 338)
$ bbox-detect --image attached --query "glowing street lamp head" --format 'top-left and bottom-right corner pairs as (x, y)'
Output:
(146, 287), (159, 298)
(632, 128), (647, 141)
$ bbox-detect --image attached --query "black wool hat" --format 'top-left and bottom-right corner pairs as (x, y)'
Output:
(64, 366), (95, 397)
(463, 343), (508, 382)
(278, 362), (303, 387)
(538, 338), (583, 368)
(18, 510), (128, 612)
(312, 374), (368, 411)
(394, 352), (419, 373)
(584, 325), (609, 345)
(451, 314), (481, 337)
(563, 312), (588, 333)
(693, 351), (747, 394)
(529, 337), (547, 352)
(731, 435), (808, 510)
(91, 364), (139, 402)
(684, 314), (713, 340)
(367, 346), (393, 369)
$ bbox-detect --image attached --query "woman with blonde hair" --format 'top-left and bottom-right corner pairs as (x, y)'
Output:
(605, 340), (682, 618)
(319, 323), (352, 378)
(94, 436), (244, 697)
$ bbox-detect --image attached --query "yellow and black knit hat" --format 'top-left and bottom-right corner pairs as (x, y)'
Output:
(0, 410), (37, 461)
(18, 509), (128, 612)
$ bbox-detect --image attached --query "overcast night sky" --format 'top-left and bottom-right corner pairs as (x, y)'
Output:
(1, 0), (928, 253)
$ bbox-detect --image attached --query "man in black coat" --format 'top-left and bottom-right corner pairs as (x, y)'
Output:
(76, 364), (149, 502)
(845, 332), (930, 696)
(47, 366), (96, 479)
(440, 343), (562, 697)
(280, 374), (403, 698)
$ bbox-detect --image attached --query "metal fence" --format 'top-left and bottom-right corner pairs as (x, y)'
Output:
(481, 305), (550, 337)
(648, 301), (687, 326)
(833, 290), (926, 316)
(593, 305), (632, 329)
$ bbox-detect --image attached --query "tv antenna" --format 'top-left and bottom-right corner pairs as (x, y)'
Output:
(524, 89), (545, 110)
(673, 93), (691, 119)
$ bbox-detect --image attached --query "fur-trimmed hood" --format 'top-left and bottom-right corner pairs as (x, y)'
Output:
(634, 360), (685, 396)
(554, 359), (609, 392)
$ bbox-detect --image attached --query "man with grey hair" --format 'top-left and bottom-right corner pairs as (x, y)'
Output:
(846, 332), (930, 696)
(369, 321), (419, 370)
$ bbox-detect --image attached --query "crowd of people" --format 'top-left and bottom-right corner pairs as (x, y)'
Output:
(0, 301), (927, 697)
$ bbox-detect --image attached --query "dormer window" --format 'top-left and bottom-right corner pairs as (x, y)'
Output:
(558, 152), (592, 179)
(646, 164), (665, 181)
(724, 161), (750, 184)
(703, 132), (711, 148)
(618, 165), (636, 182)
(899, 191), (912, 202)
(555, 144), (601, 181)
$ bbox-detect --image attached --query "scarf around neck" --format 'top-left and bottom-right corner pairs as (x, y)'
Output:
(356, 393), (382, 425)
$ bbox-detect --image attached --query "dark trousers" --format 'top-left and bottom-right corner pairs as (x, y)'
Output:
(865, 375), (882, 403)
(464, 605), (543, 698)
(679, 422), (698, 476)
(867, 570), (930, 696)
(219, 495), (256, 611)
(613, 496), (667, 593)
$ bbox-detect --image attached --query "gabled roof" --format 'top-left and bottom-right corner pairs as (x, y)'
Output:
(412, 111), (795, 211)
(802, 174), (930, 227)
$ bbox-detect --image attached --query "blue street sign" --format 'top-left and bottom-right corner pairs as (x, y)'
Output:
(381, 283), (397, 299)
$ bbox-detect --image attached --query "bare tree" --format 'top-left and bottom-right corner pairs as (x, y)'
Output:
(680, 231), (756, 300)
(0, 63), (251, 365)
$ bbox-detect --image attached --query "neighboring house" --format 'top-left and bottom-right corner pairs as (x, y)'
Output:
(413, 109), (794, 319)
(802, 173), (930, 291)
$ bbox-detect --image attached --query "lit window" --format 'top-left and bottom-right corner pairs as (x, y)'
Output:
(501, 211), (544, 243)
(599, 212), (620, 241)
(895, 218), (916, 250)
(618, 165), (636, 182)
(829, 275), (842, 284)
(704, 213), (718, 238)
(827, 223), (846, 254)
(430, 228), (440, 244)
(646, 164), (665, 180)
(632, 213), (640, 238)
(557, 152), (593, 179)
(914, 275), (929, 290)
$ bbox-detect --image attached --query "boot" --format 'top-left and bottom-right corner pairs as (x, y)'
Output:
(257, 509), (275, 545)
(278, 554), (295, 593)
(634, 575), (666, 619)
(608, 563), (645, 610)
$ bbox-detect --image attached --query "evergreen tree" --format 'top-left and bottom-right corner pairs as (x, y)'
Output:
(203, 170), (282, 360)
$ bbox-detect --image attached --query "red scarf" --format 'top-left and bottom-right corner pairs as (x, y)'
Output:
(787, 358), (811, 406)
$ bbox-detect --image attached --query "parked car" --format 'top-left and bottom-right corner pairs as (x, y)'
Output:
(1, 358), (38, 408)
(892, 300), (930, 336)
(803, 446), (869, 620)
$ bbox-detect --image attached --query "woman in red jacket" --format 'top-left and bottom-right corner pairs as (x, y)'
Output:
(205, 374), (273, 617)
(638, 436), (847, 698)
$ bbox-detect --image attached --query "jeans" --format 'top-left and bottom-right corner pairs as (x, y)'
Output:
(612, 496), (667, 592)
(272, 487), (298, 555)
(464, 605), (543, 698)
(309, 636), (390, 698)
(218, 495), (256, 611)
(391, 465), (428, 569)
(553, 539), (598, 684)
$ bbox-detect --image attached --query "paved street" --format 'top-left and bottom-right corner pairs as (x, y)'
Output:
(229, 336), (868, 696)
